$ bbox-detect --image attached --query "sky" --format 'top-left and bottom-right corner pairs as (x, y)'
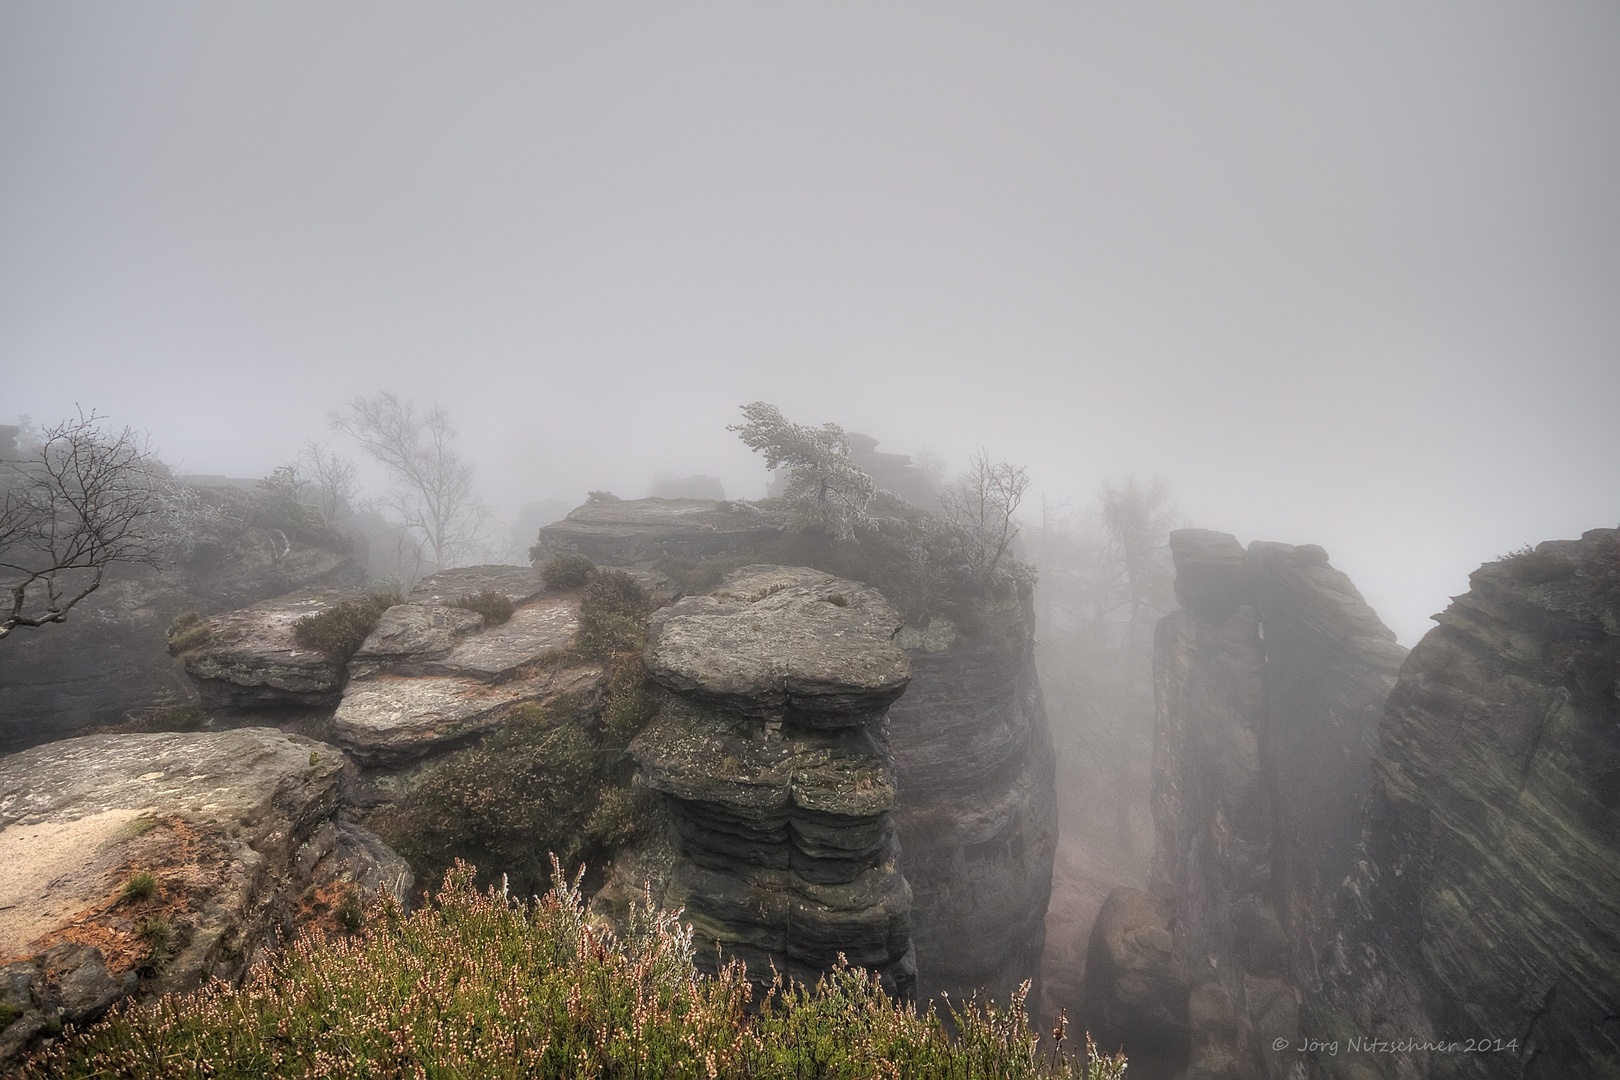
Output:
(3, 3), (1617, 646)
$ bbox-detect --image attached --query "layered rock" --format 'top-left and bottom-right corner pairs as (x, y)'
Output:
(531, 497), (785, 566)
(888, 601), (1058, 1009)
(1309, 529), (1620, 1079)
(175, 585), (369, 709)
(0, 728), (410, 1067)
(532, 496), (1058, 1010)
(328, 566), (587, 764)
(630, 565), (916, 996)
(0, 482), (360, 754)
(1140, 530), (1406, 1077)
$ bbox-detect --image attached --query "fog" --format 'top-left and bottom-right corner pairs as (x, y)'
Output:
(4, 3), (1618, 646)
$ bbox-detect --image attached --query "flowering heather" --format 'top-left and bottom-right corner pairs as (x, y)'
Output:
(24, 860), (1125, 1079)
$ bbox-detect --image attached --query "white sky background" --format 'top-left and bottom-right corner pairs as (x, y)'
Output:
(2, 4), (1617, 646)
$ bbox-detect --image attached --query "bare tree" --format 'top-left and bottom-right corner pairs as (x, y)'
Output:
(297, 440), (361, 521)
(331, 391), (493, 572)
(1098, 475), (1177, 657)
(939, 450), (1031, 580)
(1, 410), (167, 640)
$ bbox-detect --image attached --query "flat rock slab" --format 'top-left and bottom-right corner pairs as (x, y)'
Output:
(532, 498), (787, 565)
(408, 565), (547, 607)
(353, 604), (485, 668)
(438, 594), (579, 680)
(329, 665), (603, 763)
(180, 585), (368, 707)
(645, 565), (909, 725)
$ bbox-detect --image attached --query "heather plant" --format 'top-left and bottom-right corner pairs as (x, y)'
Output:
(26, 859), (1125, 1079)
(537, 552), (594, 589)
(452, 588), (515, 625)
(290, 590), (401, 663)
(575, 569), (654, 660)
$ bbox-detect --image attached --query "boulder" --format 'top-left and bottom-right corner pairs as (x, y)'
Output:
(0, 728), (409, 1067)
(1311, 529), (1620, 1078)
(175, 585), (369, 708)
(405, 565), (548, 608)
(644, 565), (910, 725)
(631, 566), (916, 997)
(1082, 888), (1188, 1054)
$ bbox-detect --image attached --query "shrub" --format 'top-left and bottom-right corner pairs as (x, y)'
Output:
(26, 861), (1127, 1079)
(539, 553), (594, 590)
(335, 886), (365, 932)
(452, 588), (515, 625)
(120, 872), (157, 903)
(576, 570), (654, 660)
(1500, 545), (1575, 585)
(165, 613), (213, 656)
(0, 1000), (20, 1032)
(291, 591), (401, 663)
(135, 915), (173, 969)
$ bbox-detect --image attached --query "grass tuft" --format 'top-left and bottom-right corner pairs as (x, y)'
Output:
(452, 589), (515, 625)
(120, 872), (157, 903)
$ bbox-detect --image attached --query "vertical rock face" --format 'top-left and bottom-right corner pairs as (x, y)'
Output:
(1144, 529), (1406, 1078)
(888, 600), (1058, 1009)
(536, 497), (1058, 1006)
(631, 565), (916, 996)
(1310, 529), (1620, 1079)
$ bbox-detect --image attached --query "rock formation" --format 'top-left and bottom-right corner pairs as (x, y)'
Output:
(888, 599), (1058, 1009)
(0, 482), (361, 754)
(0, 728), (410, 1067)
(631, 565), (916, 996)
(1135, 529), (1406, 1077)
(1308, 529), (1620, 1078)
(535, 497), (1058, 1008)
(175, 585), (370, 709)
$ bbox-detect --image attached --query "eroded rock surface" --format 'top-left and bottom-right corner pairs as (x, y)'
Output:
(1145, 530), (1406, 1078)
(1082, 888), (1187, 1056)
(176, 585), (369, 709)
(531, 497), (786, 565)
(631, 566), (916, 996)
(0, 728), (409, 1067)
(1310, 529), (1620, 1079)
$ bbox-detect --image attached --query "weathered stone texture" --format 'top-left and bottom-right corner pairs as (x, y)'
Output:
(0, 728), (409, 1067)
(1144, 529), (1406, 1078)
(1310, 529), (1620, 1079)
(177, 585), (368, 708)
(631, 566), (916, 996)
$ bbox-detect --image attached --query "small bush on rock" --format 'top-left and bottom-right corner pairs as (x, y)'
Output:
(451, 589), (514, 625)
(165, 613), (213, 656)
(576, 570), (654, 660)
(539, 553), (594, 590)
(120, 872), (157, 903)
(291, 591), (401, 663)
(25, 861), (1127, 1079)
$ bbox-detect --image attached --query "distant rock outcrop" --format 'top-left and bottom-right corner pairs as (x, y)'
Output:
(631, 565), (916, 996)
(1136, 529), (1406, 1077)
(1309, 529), (1620, 1079)
(0, 483), (361, 754)
(0, 728), (410, 1068)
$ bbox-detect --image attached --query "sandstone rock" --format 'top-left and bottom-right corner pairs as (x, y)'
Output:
(645, 565), (910, 725)
(1150, 530), (1406, 1079)
(176, 585), (369, 709)
(352, 592), (578, 680)
(0, 728), (407, 1068)
(631, 566), (915, 997)
(328, 666), (602, 764)
(351, 604), (485, 669)
(1082, 888), (1188, 1054)
(0, 482), (360, 754)
(1310, 529), (1620, 1079)
(406, 565), (548, 608)
(888, 602), (1058, 1011)
(531, 497), (786, 565)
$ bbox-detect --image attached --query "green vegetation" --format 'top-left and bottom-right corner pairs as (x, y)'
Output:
(25, 863), (1125, 1079)
(730, 401), (876, 539)
(0, 999), (20, 1032)
(452, 588), (515, 625)
(120, 872), (157, 903)
(165, 612), (213, 656)
(335, 886), (365, 932)
(538, 553), (595, 589)
(135, 915), (174, 969)
(576, 570), (655, 660)
(1500, 544), (1576, 585)
(290, 591), (402, 663)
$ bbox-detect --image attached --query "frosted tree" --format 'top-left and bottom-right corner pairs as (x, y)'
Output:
(730, 402), (876, 539)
